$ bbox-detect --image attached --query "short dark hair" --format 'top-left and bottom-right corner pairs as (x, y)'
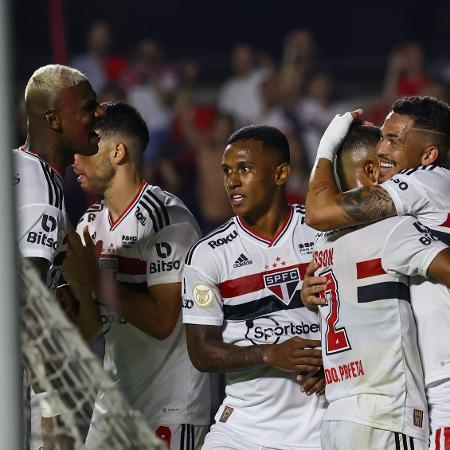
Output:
(227, 124), (290, 163)
(339, 123), (381, 155)
(336, 124), (380, 183)
(393, 96), (450, 166)
(98, 102), (150, 152)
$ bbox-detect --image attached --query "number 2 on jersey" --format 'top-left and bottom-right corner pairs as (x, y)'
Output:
(320, 269), (351, 355)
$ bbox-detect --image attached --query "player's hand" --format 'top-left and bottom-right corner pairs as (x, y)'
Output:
(297, 368), (326, 396)
(262, 337), (322, 373)
(300, 262), (327, 311)
(316, 109), (364, 161)
(62, 227), (101, 295)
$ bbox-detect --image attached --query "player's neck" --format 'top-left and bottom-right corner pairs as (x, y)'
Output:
(24, 134), (67, 175)
(242, 201), (291, 240)
(104, 171), (144, 222)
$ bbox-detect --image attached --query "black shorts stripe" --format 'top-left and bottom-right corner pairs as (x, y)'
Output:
(394, 432), (400, 450)
(185, 219), (235, 265)
(146, 190), (170, 226)
(357, 282), (410, 303)
(180, 424), (185, 450)
(402, 433), (408, 449)
(191, 425), (195, 450)
(223, 292), (304, 321)
(410, 436), (415, 450)
(138, 200), (159, 232)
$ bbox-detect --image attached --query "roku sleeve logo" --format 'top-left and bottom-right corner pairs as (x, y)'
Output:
(313, 248), (334, 268)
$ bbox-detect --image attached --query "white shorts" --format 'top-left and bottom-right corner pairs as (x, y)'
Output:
(321, 421), (427, 450)
(202, 424), (320, 450)
(429, 426), (450, 450)
(154, 424), (209, 450)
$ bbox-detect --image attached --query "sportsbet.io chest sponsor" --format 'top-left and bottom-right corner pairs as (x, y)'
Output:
(244, 315), (320, 345)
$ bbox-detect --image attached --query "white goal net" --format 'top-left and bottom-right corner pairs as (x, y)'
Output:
(20, 258), (165, 449)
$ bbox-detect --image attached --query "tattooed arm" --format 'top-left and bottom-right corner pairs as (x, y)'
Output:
(305, 158), (397, 231)
(185, 324), (322, 374)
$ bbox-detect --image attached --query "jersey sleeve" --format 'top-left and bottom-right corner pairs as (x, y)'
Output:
(17, 203), (67, 262)
(182, 262), (224, 327)
(381, 216), (449, 278)
(381, 172), (430, 217)
(146, 220), (200, 286)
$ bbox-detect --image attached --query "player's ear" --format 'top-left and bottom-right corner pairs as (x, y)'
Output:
(421, 145), (439, 166)
(44, 110), (62, 131)
(364, 159), (379, 184)
(274, 162), (291, 186)
(112, 143), (127, 164)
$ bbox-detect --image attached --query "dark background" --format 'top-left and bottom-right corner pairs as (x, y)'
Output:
(13, 0), (450, 82)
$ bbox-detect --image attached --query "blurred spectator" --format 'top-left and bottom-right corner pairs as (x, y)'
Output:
(97, 81), (128, 104)
(71, 20), (127, 91)
(279, 28), (316, 109)
(296, 71), (348, 167)
(367, 42), (432, 125)
(178, 106), (234, 234)
(218, 44), (268, 127)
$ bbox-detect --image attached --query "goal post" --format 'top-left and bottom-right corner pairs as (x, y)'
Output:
(0, 0), (22, 447)
(21, 258), (165, 449)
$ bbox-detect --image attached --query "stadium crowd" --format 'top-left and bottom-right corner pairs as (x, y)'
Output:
(14, 17), (450, 450)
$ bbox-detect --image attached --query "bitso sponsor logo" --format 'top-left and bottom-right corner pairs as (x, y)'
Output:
(208, 230), (238, 249)
(245, 316), (320, 345)
(149, 260), (180, 273)
(193, 284), (214, 307)
(156, 242), (171, 258)
(41, 214), (57, 232)
(233, 253), (253, 268)
(26, 232), (58, 250)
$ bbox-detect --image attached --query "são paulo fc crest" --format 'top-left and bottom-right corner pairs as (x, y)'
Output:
(264, 268), (300, 305)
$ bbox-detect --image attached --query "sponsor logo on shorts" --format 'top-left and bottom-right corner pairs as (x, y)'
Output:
(193, 284), (214, 307)
(413, 409), (424, 428)
(219, 405), (234, 423)
(208, 230), (238, 249)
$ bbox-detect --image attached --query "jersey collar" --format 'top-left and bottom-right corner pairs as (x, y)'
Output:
(236, 206), (294, 247)
(19, 145), (64, 179)
(108, 180), (147, 230)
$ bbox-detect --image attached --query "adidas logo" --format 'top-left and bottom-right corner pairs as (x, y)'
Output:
(233, 253), (253, 268)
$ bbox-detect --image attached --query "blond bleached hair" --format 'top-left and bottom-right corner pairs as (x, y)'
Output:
(24, 64), (88, 102)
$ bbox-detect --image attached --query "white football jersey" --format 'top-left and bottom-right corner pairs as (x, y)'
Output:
(183, 205), (326, 449)
(382, 166), (450, 390)
(78, 182), (210, 437)
(314, 215), (448, 442)
(14, 148), (69, 291)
